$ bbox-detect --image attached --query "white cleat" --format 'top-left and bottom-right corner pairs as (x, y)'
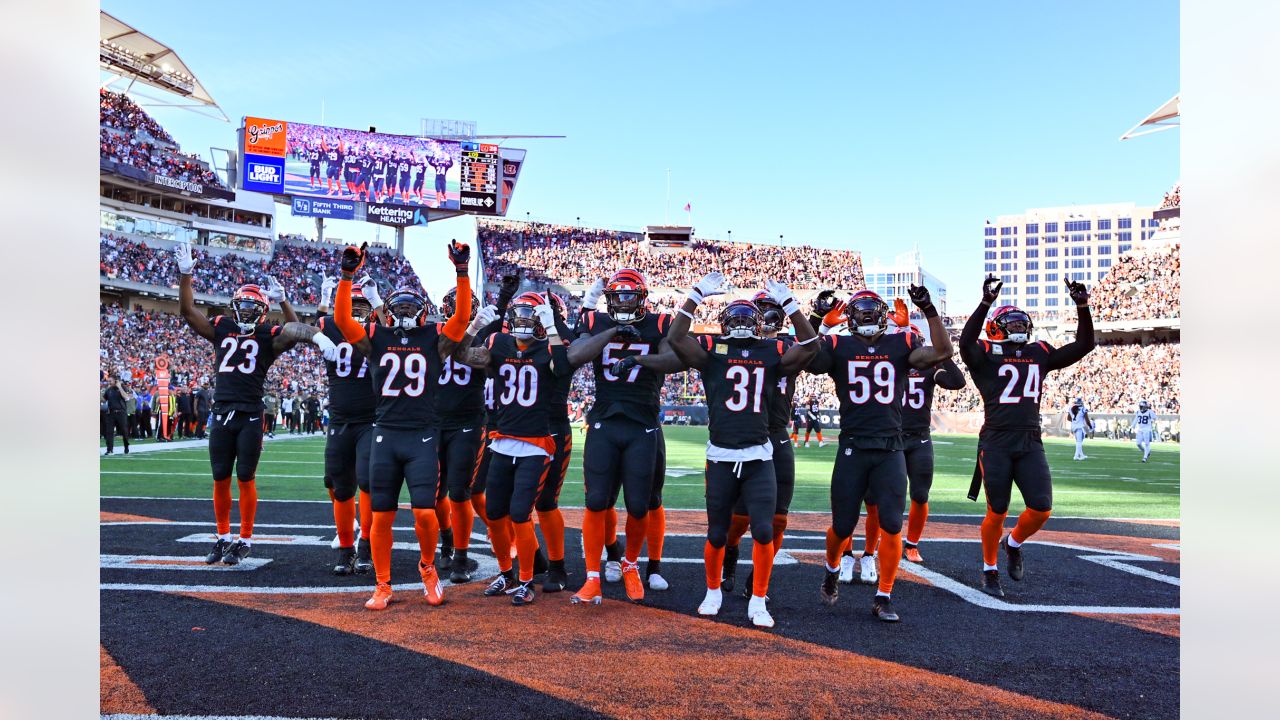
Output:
(819, 441), (827, 448)
(804, 442), (811, 448)
(838, 554), (856, 584)
(747, 595), (774, 628)
(698, 588), (723, 616)
(604, 560), (623, 583)
(648, 573), (669, 591)
(859, 554), (879, 584)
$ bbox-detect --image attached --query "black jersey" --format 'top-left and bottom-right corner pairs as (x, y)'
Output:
(357, 154), (373, 175)
(343, 152), (362, 174)
(767, 335), (799, 433)
(317, 316), (376, 424)
(579, 310), (673, 425)
(967, 340), (1055, 432)
(325, 147), (341, 167)
(430, 154), (453, 176)
(363, 322), (443, 430)
(812, 331), (918, 446)
(901, 367), (936, 434)
(307, 148), (321, 165)
(209, 315), (282, 411)
(372, 156), (389, 180)
(486, 333), (567, 438)
(413, 160), (427, 180)
(548, 363), (573, 426)
(698, 336), (784, 449)
(433, 327), (488, 430)
(397, 159), (412, 179)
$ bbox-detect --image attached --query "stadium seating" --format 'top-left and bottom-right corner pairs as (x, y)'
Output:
(100, 90), (228, 190)
(1086, 243), (1181, 322)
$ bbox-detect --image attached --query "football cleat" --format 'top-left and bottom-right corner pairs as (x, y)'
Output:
(364, 583), (393, 610)
(437, 529), (454, 569)
(449, 549), (472, 583)
(604, 560), (623, 583)
(511, 581), (536, 606)
(571, 577), (603, 605)
(621, 560), (645, 603)
(872, 596), (900, 623)
(484, 572), (514, 597)
(1002, 535), (1024, 581)
(819, 441), (827, 448)
(981, 570), (1005, 597)
(904, 543), (924, 564)
(721, 545), (739, 592)
(221, 539), (251, 566)
(419, 561), (444, 606)
(821, 569), (840, 606)
(333, 546), (357, 576)
(354, 538), (373, 574)
(698, 588), (723, 616)
(543, 559), (568, 593)
(648, 573), (669, 591)
(206, 538), (230, 565)
(838, 553), (856, 584)
(859, 554), (879, 584)
(747, 595), (774, 628)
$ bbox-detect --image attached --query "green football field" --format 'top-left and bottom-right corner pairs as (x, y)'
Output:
(100, 426), (1179, 519)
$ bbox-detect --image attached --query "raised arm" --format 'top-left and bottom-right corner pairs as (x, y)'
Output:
(906, 284), (954, 369)
(567, 321), (619, 367)
(451, 305), (498, 370)
(436, 240), (475, 359)
(1047, 279), (1096, 370)
(272, 321), (339, 360)
(959, 275), (1002, 367)
(932, 357), (966, 390)
(334, 244), (373, 356)
(174, 242), (214, 341)
(533, 295), (573, 377)
(667, 271), (727, 371)
(768, 280), (819, 375)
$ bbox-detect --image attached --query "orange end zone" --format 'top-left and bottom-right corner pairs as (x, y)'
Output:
(101, 511), (169, 524)
(100, 644), (154, 715)
(1075, 613), (1180, 638)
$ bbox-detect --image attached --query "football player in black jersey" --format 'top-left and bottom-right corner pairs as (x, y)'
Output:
(450, 292), (570, 605)
(175, 242), (339, 566)
(536, 292), (576, 592)
(669, 275), (818, 627)
(411, 152), (427, 204)
(428, 147), (454, 207)
(324, 138), (342, 195)
(315, 276), (386, 575)
(332, 240), (474, 610)
(808, 287), (953, 622)
(307, 141), (322, 188)
(567, 268), (686, 605)
(960, 276), (1094, 597)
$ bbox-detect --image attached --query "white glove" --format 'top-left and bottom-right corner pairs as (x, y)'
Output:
(174, 242), (196, 275)
(470, 304), (498, 333)
(319, 275), (338, 307)
(265, 275), (286, 303)
(311, 331), (339, 362)
(689, 271), (728, 304)
(533, 302), (557, 336)
(765, 279), (801, 315)
(358, 276), (384, 309)
(582, 278), (606, 310)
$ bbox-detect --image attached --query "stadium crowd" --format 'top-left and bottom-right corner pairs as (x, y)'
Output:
(1086, 243), (1181, 322)
(100, 90), (227, 189)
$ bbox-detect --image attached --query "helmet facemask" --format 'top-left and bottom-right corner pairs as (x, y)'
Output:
(386, 291), (426, 331)
(231, 290), (267, 333)
(506, 303), (541, 340)
(605, 288), (645, 325)
(753, 295), (786, 335)
(848, 296), (888, 337)
(998, 311), (1032, 344)
(720, 302), (763, 341)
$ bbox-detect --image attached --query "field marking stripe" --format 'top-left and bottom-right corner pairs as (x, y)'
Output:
(1080, 556), (1180, 586)
(900, 561), (1179, 614)
(103, 715), (344, 719)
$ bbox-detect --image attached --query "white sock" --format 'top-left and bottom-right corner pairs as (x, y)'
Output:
(1006, 534), (1022, 548)
(750, 593), (767, 603)
(983, 563), (998, 572)
(239, 538), (252, 547)
(587, 570), (600, 579)
(875, 591), (891, 599)
(218, 532), (231, 542)
(826, 563), (840, 573)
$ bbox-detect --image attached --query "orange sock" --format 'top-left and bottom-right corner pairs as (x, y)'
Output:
(907, 500), (929, 545)
(582, 509), (605, 574)
(816, 431), (824, 443)
(840, 536), (853, 555)
(451, 497), (474, 550)
(371, 510), (396, 585)
(981, 506), (1007, 567)
(704, 541), (725, 589)
(772, 514), (788, 555)
(213, 478), (232, 535)
(825, 526), (847, 569)
(790, 432), (798, 443)
(624, 513), (647, 563)
(1011, 508), (1052, 544)
(358, 489), (373, 539)
(751, 540), (775, 597)
(489, 516), (514, 573)
(237, 480), (257, 539)
(877, 531), (903, 596)
(470, 492), (487, 534)
(536, 508), (565, 562)
(726, 513), (751, 548)
(863, 504), (880, 555)
(646, 505), (666, 561)
(411, 508), (439, 566)
(334, 497), (356, 547)
(514, 520), (539, 582)
(604, 507), (618, 546)
(435, 497), (452, 533)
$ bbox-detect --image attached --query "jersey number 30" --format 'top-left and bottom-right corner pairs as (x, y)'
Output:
(997, 364), (1041, 404)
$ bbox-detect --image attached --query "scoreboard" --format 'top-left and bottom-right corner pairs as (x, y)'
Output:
(459, 142), (499, 214)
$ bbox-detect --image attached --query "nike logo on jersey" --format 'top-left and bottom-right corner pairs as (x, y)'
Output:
(645, 428), (658, 434)
(422, 437), (434, 443)
(921, 439), (930, 444)
(780, 440), (791, 445)
(249, 417), (259, 422)
(461, 428), (474, 433)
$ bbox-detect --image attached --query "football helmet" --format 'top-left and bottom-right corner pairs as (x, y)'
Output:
(1074, 397), (1085, 408)
(384, 288), (431, 330)
(350, 283), (375, 323)
(441, 286), (478, 322)
(985, 305), (1033, 344)
(603, 268), (648, 325)
(507, 291), (548, 340)
(1139, 399), (1150, 412)
(847, 290), (889, 337)
(231, 285), (269, 333)
(719, 300), (764, 340)
(752, 291), (786, 334)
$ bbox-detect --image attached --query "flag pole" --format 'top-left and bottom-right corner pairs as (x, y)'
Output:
(665, 169), (671, 225)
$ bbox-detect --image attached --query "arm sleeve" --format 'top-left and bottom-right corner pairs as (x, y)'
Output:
(958, 301), (989, 367)
(333, 278), (367, 344)
(1047, 305), (1095, 370)
(550, 342), (571, 377)
(441, 274), (471, 343)
(933, 358), (967, 390)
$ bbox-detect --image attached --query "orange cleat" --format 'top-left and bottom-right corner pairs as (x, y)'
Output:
(621, 560), (645, 604)
(420, 561), (444, 606)
(570, 576), (602, 605)
(905, 545), (924, 564)
(365, 583), (394, 611)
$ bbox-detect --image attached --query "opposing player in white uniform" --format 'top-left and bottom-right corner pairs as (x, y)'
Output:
(1067, 398), (1093, 460)
(1131, 399), (1157, 462)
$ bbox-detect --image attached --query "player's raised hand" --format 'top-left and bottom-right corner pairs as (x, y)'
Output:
(820, 299), (847, 334)
(533, 296), (556, 331)
(470, 304), (498, 331)
(340, 242), (367, 276)
(447, 240), (471, 273)
(583, 278), (606, 310)
(891, 298), (910, 327)
(692, 271), (728, 300)
(614, 323), (641, 342)
(764, 279), (796, 307)
(907, 283), (932, 309)
(500, 271), (521, 295)
(265, 275), (287, 303)
(1065, 278), (1090, 306)
(174, 241), (196, 275)
(320, 274), (338, 304)
(812, 289), (839, 316)
(359, 277), (384, 309)
(982, 275), (1003, 303)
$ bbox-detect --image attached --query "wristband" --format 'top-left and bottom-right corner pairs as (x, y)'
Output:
(782, 299), (801, 316)
(795, 335), (818, 346)
(921, 304), (938, 319)
(677, 308), (696, 321)
(687, 289), (704, 305)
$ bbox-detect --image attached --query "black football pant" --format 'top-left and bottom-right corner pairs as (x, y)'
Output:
(535, 422), (573, 512)
(903, 431), (936, 504)
(647, 427), (666, 511)
(582, 416), (659, 518)
(369, 427), (440, 512)
(104, 410), (129, 453)
(733, 431), (795, 516)
(323, 422), (374, 501)
(830, 440), (907, 538)
(437, 426), (485, 504)
(265, 413), (276, 435)
(486, 451), (552, 524)
(208, 408), (264, 481)
(471, 427), (493, 496)
(706, 459), (777, 548)
(977, 430), (1053, 514)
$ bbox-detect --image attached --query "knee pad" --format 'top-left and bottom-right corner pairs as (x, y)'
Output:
(706, 533), (728, 549)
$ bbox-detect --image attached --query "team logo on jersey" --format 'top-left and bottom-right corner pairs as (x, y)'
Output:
(594, 422), (601, 429)
(868, 347), (875, 353)
(992, 345), (1004, 355)
(376, 435), (383, 442)
(844, 448), (852, 456)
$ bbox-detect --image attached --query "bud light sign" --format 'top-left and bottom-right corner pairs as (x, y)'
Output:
(241, 155), (285, 194)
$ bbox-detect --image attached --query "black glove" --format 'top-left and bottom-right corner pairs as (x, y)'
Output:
(447, 240), (471, 273)
(614, 324), (641, 342)
(611, 355), (639, 376)
(812, 289), (838, 316)
(547, 291), (564, 323)
(496, 273), (520, 312)
(1065, 278), (1090, 306)
(907, 283), (932, 309)
(981, 275), (1003, 304)
(340, 242), (367, 276)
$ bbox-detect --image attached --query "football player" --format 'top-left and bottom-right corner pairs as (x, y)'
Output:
(960, 276), (1095, 597)
(567, 268), (686, 605)
(1068, 397), (1094, 460)
(803, 396), (825, 447)
(324, 138), (342, 195)
(429, 147), (454, 207)
(669, 275), (818, 627)
(331, 241), (474, 610)
(452, 292), (570, 605)
(175, 242), (339, 566)
(809, 287), (953, 622)
(307, 140), (322, 189)
(1132, 399), (1157, 462)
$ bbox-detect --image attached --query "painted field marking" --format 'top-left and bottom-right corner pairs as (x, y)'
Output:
(100, 555), (271, 571)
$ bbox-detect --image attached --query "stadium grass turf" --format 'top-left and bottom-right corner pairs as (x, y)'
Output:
(100, 425), (1179, 519)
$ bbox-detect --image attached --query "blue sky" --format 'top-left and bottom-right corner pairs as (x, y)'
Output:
(103, 0), (1178, 297)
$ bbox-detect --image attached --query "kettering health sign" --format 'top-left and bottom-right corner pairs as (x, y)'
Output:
(291, 197), (356, 220)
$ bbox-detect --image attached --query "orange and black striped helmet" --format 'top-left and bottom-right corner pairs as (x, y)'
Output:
(604, 268), (648, 325)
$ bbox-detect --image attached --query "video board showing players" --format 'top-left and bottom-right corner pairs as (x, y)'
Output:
(240, 117), (462, 212)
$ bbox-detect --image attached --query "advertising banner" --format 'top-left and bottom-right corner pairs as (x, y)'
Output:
(290, 197), (356, 220)
(366, 203), (429, 227)
(241, 155), (285, 194)
(242, 117), (289, 158)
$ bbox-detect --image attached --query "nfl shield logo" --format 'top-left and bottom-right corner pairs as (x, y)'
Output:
(401, 337), (409, 345)
(741, 350), (750, 358)
(1016, 350), (1022, 357)
(869, 347), (876, 353)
